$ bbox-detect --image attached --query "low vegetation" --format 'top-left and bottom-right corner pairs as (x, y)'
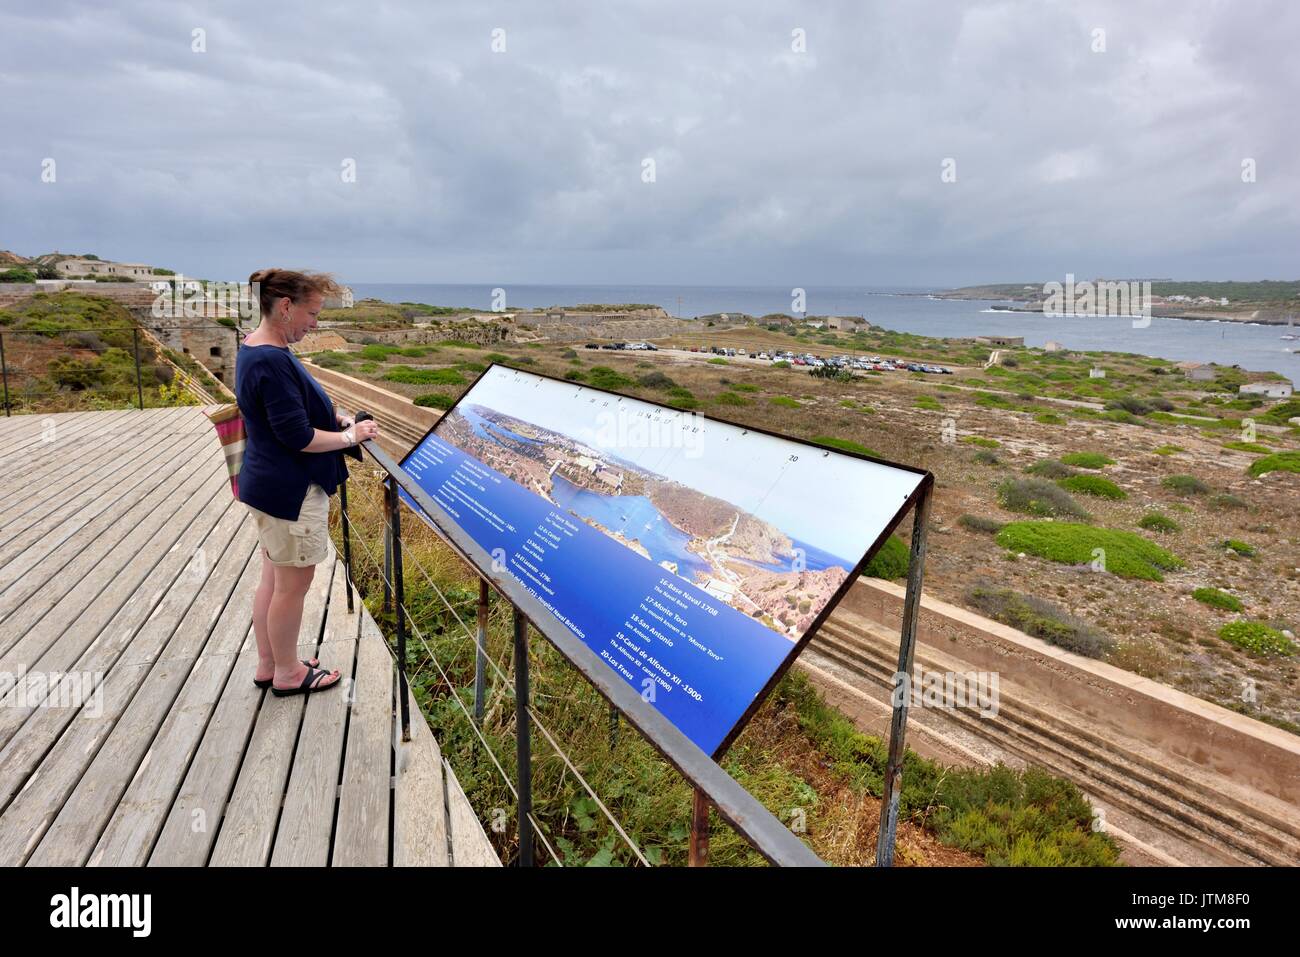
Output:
(1057, 475), (1127, 500)
(1217, 621), (1296, 656)
(1192, 587), (1243, 613)
(996, 522), (1184, 581)
(1137, 512), (1180, 534)
(1059, 452), (1114, 469)
(966, 586), (1113, 658)
(997, 478), (1090, 520)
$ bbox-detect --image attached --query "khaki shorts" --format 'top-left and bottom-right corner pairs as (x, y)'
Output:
(247, 483), (330, 567)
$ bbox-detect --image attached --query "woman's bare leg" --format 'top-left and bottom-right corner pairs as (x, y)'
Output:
(252, 549), (276, 680)
(269, 561), (339, 689)
(254, 548), (316, 681)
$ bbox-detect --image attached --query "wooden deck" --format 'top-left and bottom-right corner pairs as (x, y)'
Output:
(0, 406), (499, 867)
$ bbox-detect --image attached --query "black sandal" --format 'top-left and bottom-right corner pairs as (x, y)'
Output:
(254, 658), (320, 689)
(271, 664), (341, 697)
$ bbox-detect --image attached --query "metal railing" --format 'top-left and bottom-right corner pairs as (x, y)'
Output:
(0, 322), (241, 415)
(333, 435), (830, 867)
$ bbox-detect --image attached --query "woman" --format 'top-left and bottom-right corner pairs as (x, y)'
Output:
(235, 269), (381, 696)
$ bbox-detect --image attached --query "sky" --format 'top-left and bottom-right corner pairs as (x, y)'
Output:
(458, 366), (925, 562)
(1, 1), (1296, 288)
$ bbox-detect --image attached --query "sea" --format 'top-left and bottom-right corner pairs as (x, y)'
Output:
(348, 283), (1300, 379)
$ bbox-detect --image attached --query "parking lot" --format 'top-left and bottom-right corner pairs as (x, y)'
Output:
(583, 341), (954, 376)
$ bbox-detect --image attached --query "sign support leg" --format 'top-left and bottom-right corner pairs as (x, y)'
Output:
(689, 789), (710, 866)
(875, 480), (933, 866)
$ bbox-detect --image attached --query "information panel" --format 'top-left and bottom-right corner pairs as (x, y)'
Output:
(398, 365), (928, 755)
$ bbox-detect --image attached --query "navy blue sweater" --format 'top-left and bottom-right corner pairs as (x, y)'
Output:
(234, 343), (347, 521)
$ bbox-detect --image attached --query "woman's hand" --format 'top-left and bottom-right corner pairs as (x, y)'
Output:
(352, 419), (380, 444)
(337, 411), (355, 430)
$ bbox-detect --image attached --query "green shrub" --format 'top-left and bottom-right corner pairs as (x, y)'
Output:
(383, 366), (466, 386)
(862, 535), (909, 579)
(1059, 452), (1114, 469)
(1192, 587), (1243, 613)
(1026, 459), (1076, 479)
(1057, 474), (1127, 500)
(1162, 474), (1209, 495)
(962, 436), (1000, 448)
(586, 366), (634, 390)
(913, 394), (943, 411)
(1034, 412), (1066, 425)
(359, 343), (403, 361)
(1222, 441), (1270, 454)
(636, 371), (677, 389)
(1247, 451), (1300, 478)
(564, 370), (586, 381)
(1137, 512), (1180, 534)
(715, 391), (750, 406)
(1218, 621), (1296, 656)
(413, 392), (455, 409)
(1208, 492), (1248, 510)
(1222, 539), (1257, 557)
(813, 436), (881, 458)
(1152, 444), (1183, 456)
(707, 357), (728, 365)
(769, 396), (800, 409)
(958, 514), (1004, 534)
(996, 522), (1184, 581)
(972, 449), (1001, 466)
(966, 587), (1113, 658)
(997, 478), (1090, 520)
(772, 360), (791, 369)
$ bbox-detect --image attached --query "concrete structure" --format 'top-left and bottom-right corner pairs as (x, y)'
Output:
(1184, 364), (1217, 382)
(55, 258), (157, 279)
(836, 577), (1300, 813)
(1089, 367), (1106, 379)
(1043, 340), (1066, 352)
(827, 315), (870, 330)
(323, 285), (354, 309)
(975, 335), (1024, 347)
(1240, 381), (1293, 399)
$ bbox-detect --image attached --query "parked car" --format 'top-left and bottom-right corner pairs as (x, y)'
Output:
(584, 343), (600, 349)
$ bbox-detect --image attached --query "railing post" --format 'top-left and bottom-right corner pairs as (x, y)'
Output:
(513, 605), (533, 866)
(339, 478), (354, 614)
(689, 790), (710, 866)
(389, 477), (410, 742)
(0, 332), (9, 417)
(132, 327), (145, 410)
(474, 578), (488, 723)
(381, 483), (393, 618)
(875, 480), (934, 867)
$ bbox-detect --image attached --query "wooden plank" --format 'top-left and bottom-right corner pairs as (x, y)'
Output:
(392, 682), (449, 867)
(0, 490), (241, 756)
(0, 660), (155, 865)
(19, 525), (262, 866)
(270, 563), (361, 866)
(0, 517), (259, 820)
(85, 627), (255, 866)
(0, 424), (207, 578)
(331, 610), (393, 866)
(0, 409), (113, 465)
(444, 757), (502, 867)
(0, 438), (219, 664)
(206, 557), (336, 866)
(0, 409), (176, 526)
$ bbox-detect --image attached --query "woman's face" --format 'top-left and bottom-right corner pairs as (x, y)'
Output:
(276, 292), (323, 342)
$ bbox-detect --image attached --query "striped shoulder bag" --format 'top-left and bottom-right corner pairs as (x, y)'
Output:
(206, 403), (246, 499)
